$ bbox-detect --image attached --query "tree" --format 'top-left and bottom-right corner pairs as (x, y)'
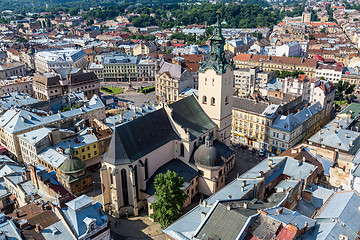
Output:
(308, 34), (315, 40)
(320, 76), (325, 80)
(16, 23), (24, 29)
(150, 170), (187, 228)
(320, 28), (326, 33)
(68, 8), (78, 16)
(335, 80), (355, 103)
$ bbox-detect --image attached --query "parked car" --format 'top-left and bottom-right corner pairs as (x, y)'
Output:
(259, 149), (265, 156)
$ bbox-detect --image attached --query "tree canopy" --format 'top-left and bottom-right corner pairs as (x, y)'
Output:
(150, 170), (187, 228)
(335, 80), (355, 103)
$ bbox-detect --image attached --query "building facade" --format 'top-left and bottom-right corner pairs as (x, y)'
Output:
(155, 60), (194, 104)
(35, 49), (87, 73)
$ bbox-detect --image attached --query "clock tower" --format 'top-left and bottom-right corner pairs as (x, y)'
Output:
(198, 13), (234, 145)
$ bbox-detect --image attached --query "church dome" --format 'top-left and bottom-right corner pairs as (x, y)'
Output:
(59, 156), (86, 174)
(194, 135), (223, 168)
(64, 146), (75, 155)
(59, 146), (85, 174)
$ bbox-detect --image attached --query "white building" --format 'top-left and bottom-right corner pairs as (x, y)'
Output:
(315, 62), (344, 83)
(35, 48), (87, 73)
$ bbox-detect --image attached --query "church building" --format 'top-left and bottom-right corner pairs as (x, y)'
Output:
(100, 15), (236, 217)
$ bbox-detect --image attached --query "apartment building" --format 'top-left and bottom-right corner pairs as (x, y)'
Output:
(0, 95), (105, 161)
(102, 54), (137, 81)
(315, 62), (344, 83)
(0, 62), (26, 80)
(137, 57), (157, 81)
(232, 97), (279, 150)
(33, 68), (100, 100)
(234, 67), (275, 96)
(270, 102), (323, 154)
(35, 48), (87, 73)
(281, 75), (335, 124)
(155, 59), (194, 104)
(0, 76), (33, 96)
(233, 53), (318, 78)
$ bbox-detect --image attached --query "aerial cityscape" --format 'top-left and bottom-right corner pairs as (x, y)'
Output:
(0, 0), (359, 239)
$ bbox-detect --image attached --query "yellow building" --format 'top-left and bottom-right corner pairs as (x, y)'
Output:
(232, 97), (278, 150)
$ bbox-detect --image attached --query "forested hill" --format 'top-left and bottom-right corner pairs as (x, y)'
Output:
(83, 3), (304, 29)
(0, 0), (304, 29)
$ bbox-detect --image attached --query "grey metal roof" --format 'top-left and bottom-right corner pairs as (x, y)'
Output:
(309, 118), (360, 153)
(145, 159), (198, 196)
(103, 108), (178, 165)
(2, 95), (104, 134)
(232, 97), (279, 118)
(266, 207), (316, 230)
(158, 61), (185, 80)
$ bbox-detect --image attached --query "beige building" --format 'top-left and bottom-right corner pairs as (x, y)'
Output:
(33, 68), (100, 100)
(302, 11), (311, 23)
(232, 97), (279, 150)
(155, 59), (194, 104)
(0, 76), (33, 96)
(0, 62), (26, 80)
(233, 53), (317, 78)
(132, 42), (157, 56)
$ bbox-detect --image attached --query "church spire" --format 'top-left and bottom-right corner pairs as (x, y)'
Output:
(199, 10), (231, 74)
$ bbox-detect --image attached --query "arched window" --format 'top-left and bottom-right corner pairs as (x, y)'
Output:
(144, 159), (148, 180)
(121, 169), (129, 205)
(90, 224), (95, 231)
(134, 166), (139, 201)
(109, 167), (113, 185)
(180, 143), (185, 157)
(212, 79), (214, 86)
(225, 96), (229, 105)
(202, 96), (207, 104)
(211, 97), (215, 106)
(205, 78), (207, 85)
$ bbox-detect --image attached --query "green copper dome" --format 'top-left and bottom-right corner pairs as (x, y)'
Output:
(59, 146), (85, 174)
(59, 156), (86, 174)
(64, 146), (75, 155)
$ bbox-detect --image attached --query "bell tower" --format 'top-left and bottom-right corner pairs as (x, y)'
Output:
(198, 12), (234, 145)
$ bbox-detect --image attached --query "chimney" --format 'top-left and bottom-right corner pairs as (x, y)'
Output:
(243, 201), (248, 209)
(269, 159), (273, 166)
(48, 132), (54, 147)
(345, 133), (348, 138)
(277, 207), (283, 214)
(297, 159), (302, 166)
(302, 156), (306, 162)
(241, 181), (246, 191)
(228, 195), (232, 199)
(20, 116), (25, 122)
(227, 203), (231, 211)
(58, 112), (62, 118)
(201, 211), (207, 220)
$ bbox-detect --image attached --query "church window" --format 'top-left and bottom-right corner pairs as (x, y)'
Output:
(121, 169), (129, 205)
(202, 96), (207, 104)
(180, 144), (185, 157)
(109, 168), (113, 185)
(211, 97), (215, 106)
(134, 166), (139, 201)
(225, 96), (229, 105)
(205, 78), (207, 85)
(144, 159), (148, 180)
(212, 79), (214, 86)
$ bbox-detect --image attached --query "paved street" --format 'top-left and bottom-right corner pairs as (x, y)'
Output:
(226, 147), (265, 184)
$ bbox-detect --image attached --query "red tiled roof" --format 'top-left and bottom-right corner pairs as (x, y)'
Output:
(276, 227), (296, 240)
(233, 53), (252, 61)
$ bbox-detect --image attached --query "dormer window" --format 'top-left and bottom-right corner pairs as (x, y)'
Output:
(90, 224), (95, 231)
